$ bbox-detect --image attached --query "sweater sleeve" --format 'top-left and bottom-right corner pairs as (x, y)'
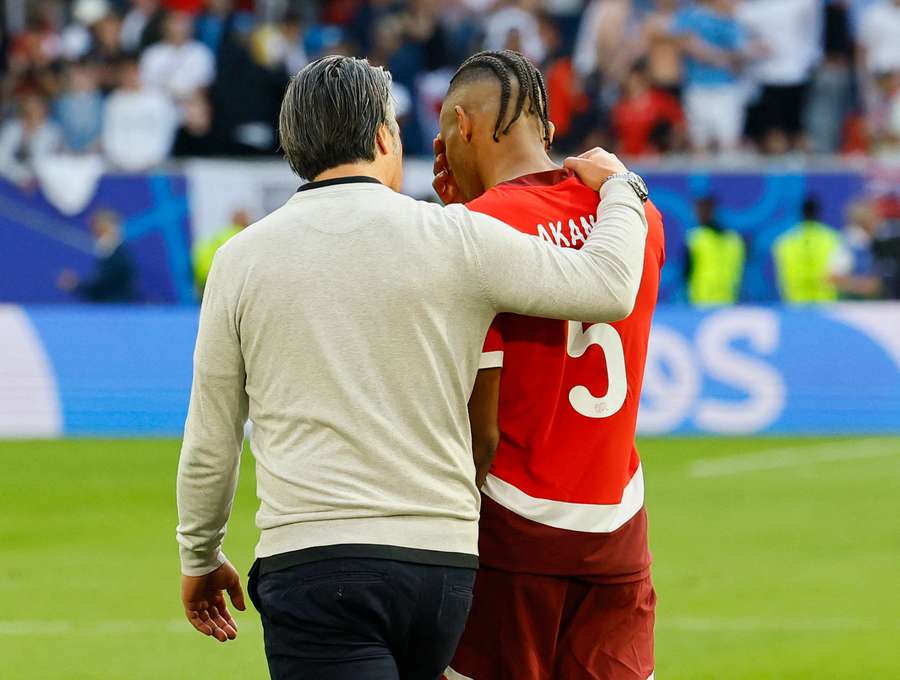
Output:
(176, 249), (248, 576)
(457, 178), (648, 323)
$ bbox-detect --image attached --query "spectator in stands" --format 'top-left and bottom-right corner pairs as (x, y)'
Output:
(673, 0), (750, 153)
(192, 208), (250, 293)
(867, 70), (900, 153)
(774, 196), (844, 303)
(404, 0), (454, 72)
(210, 15), (287, 155)
(3, 7), (63, 106)
(121, 0), (166, 53)
(612, 63), (684, 156)
(806, 0), (855, 153)
(102, 55), (177, 169)
(172, 89), (216, 156)
(856, 1), (900, 149)
(831, 198), (885, 299)
(276, 9), (308, 76)
(484, 0), (546, 63)
(196, 0), (238, 56)
(537, 13), (588, 152)
(686, 195), (746, 305)
(87, 10), (125, 92)
(58, 209), (138, 303)
(573, 0), (641, 86)
(640, 0), (684, 97)
(55, 60), (104, 153)
(857, 0), (900, 84)
(0, 94), (62, 186)
(140, 10), (215, 104)
(61, 0), (112, 61)
(738, 0), (822, 154)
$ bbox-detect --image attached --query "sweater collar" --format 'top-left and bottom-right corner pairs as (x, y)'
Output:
(297, 176), (382, 193)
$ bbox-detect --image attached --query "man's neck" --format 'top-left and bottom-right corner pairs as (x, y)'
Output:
(480, 144), (559, 192)
(315, 163), (385, 185)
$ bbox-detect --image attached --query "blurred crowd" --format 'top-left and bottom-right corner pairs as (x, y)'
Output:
(2, 0), (900, 187)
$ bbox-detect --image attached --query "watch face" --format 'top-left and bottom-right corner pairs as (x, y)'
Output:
(629, 173), (649, 200)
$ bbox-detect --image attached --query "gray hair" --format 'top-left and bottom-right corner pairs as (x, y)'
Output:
(279, 55), (397, 180)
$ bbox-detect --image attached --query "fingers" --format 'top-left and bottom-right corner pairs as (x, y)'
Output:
(227, 577), (246, 612)
(562, 156), (592, 174)
(564, 147), (628, 191)
(186, 608), (215, 637)
(185, 606), (235, 643)
(184, 594), (238, 642)
(432, 170), (459, 205)
(209, 604), (238, 641)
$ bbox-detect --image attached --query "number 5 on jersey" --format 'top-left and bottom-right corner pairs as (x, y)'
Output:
(566, 321), (627, 419)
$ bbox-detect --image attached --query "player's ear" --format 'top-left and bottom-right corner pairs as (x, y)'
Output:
(545, 120), (556, 151)
(375, 122), (393, 156)
(454, 105), (473, 144)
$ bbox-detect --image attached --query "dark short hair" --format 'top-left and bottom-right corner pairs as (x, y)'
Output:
(802, 196), (820, 220)
(279, 55), (396, 180)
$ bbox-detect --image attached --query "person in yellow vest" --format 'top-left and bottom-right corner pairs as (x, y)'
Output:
(773, 197), (844, 303)
(193, 209), (251, 294)
(686, 196), (746, 305)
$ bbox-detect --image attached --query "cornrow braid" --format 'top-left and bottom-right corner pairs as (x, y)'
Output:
(450, 49), (552, 145)
(452, 52), (514, 142)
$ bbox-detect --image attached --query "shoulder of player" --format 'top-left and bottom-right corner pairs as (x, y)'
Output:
(465, 185), (516, 216)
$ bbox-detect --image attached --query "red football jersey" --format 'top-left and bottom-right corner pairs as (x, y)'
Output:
(468, 168), (665, 581)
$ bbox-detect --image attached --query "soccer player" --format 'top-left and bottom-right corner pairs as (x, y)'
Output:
(434, 50), (665, 680)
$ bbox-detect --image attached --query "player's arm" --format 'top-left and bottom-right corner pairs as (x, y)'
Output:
(176, 248), (248, 642)
(468, 367), (501, 489)
(456, 149), (648, 323)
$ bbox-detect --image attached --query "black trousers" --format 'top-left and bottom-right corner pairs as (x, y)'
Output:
(249, 558), (476, 680)
(746, 82), (810, 140)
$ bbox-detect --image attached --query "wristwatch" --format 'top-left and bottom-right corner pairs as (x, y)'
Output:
(603, 172), (649, 203)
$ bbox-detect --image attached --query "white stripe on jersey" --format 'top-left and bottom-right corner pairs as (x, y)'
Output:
(482, 465), (644, 533)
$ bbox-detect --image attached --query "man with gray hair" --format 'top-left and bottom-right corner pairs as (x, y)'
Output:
(176, 55), (652, 680)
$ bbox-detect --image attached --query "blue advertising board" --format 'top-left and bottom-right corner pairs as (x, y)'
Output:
(2, 304), (898, 438)
(0, 174), (193, 305)
(639, 170), (866, 303)
(0, 167), (869, 305)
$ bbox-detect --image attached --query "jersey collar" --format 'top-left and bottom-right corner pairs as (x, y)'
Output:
(297, 176), (383, 193)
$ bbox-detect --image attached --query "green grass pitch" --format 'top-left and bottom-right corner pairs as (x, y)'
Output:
(1, 436), (898, 679)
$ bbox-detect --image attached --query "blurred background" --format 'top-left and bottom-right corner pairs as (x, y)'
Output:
(1, 1), (898, 679)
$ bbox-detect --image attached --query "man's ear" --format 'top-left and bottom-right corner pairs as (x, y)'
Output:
(454, 105), (473, 144)
(375, 123), (393, 156)
(545, 120), (557, 151)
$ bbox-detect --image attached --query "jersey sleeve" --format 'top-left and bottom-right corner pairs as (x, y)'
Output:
(480, 318), (505, 369)
(451, 180), (648, 324)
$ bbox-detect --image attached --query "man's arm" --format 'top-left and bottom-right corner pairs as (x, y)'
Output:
(468, 367), (501, 489)
(454, 150), (648, 323)
(176, 248), (248, 641)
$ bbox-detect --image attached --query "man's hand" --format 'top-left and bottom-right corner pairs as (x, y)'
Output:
(181, 560), (246, 642)
(563, 148), (628, 191)
(432, 135), (463, 205)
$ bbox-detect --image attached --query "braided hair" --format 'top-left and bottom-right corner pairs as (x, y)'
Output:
(449, 49), (551, 145)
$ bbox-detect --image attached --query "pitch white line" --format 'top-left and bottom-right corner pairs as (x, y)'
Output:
(690, 439), (899, 478)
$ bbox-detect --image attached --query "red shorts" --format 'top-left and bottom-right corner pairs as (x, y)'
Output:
(446, 567), (655, 680)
